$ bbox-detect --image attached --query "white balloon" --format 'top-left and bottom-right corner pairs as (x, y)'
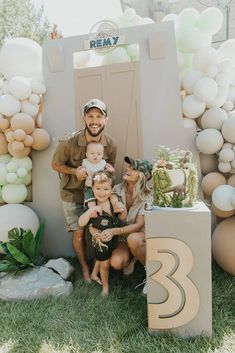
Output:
(183, 117), (197, 129)
(218, 161), (231, 173)
(205, 65), (219, 78)
(201, 107), (227, 130)
(222, 101), (234, 112)
(8, 76), (32, 100)
(0, 38), (42, 80)
(6, 161), (18, 173)
(218, 39), (235, 63)
(193, 46), (218, 72)
(196, 129), (224, 154)
(2, 183), (27, 203)
(21, 100), (39, 117)
(182, 70), (204, 94)
(227, 86), (235, 102)
(212, 185), (235, 211)
(182, 94), (206, 119)
(193, 77), (218, 103)
(216, 72), (232, 86)
(17, 167), (28, 178)
(222, 117), (235, 143)
(178, 8), (199, 27)
(206, 92), (227, 109)
(30, 79), (46, 95)
(6, 172), (18, 183)
(178, 26), (205, 53)
(29, 93), (40, 105)
(11, 156), (32, 171)
(196, 7), (223, 35)
(0, 94), (21, 116)
(0, 204), (39, 242)
(126, 44), (139, 58)
(73, 51), (90, 68)
(108, 47), (131, 64)
(219, 148), (234, 162)
(218, 59), (234, 75)
(0, 163), (7, 185)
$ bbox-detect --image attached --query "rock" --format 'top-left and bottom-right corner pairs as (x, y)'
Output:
(44, 258), (75, 280)
(0, 267), (73, 300)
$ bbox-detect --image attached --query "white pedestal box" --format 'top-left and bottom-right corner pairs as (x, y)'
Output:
(145, 202), (212, 337)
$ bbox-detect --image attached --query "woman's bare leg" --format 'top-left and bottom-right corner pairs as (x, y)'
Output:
(100, 259), (110, 297)
(127, 232), (145, 265)
(91, 261), (102, 285)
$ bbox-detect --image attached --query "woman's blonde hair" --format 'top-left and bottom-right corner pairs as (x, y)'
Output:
(123, 171), (151, 202)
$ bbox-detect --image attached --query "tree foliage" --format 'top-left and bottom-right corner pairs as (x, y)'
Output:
(0, 0), (51, 47)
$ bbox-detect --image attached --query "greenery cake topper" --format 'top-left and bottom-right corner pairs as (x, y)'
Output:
(152, 146), (198, 208)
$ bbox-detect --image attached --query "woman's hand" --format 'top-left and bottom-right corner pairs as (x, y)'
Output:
(105, 163), (115, 173)
(101, 228), (115, 242)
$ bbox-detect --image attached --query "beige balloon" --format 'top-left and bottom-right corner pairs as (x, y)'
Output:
(8, 142), (30, 158)
(227, 174), (235, 187)
(200, 153), (218, 175)
(212, 217), (235, 275)
(201, 172), (226, 197)
(211, 202), (235, 218)
(13, 129), (26, 142)
(31, 128), (50, 150)
(0, 133), (8, 154)
(23, 135), (34, 147)
(11, 113), (35, 134)
(0, 117), (10, 130)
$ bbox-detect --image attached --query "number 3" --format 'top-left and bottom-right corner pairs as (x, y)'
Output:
(147, 238), (200, 329)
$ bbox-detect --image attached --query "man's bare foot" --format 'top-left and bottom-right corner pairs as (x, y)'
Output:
(91, 274), (102, 285)
(101, 287), (109, 297)
(82, 268), (91, 283)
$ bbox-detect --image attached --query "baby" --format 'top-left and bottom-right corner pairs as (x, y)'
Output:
(82, 142), (124, 213)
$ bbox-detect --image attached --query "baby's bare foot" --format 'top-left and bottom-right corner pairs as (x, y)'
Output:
(101, 287), (109, 297)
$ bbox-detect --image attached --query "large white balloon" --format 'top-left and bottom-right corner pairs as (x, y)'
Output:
(196, 7), (223, 35)
(0, 38), (42, 80)
(182, 94), (206, 119)
(2, 183), (27, 203)
(0, 204), (39, 242)
(193, 77), (218, 102)
(8, 76), (32, 100)
(0, 94), (21, 116)
(177, 26), (205, 53)
(201, 107), (227, 130)
(212, 185), (235, 211)
(196, 129), (224, 154)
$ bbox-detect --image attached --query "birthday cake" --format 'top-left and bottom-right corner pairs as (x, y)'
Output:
(152, 147), (198, 208)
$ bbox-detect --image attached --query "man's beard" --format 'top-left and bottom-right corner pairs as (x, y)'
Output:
(85, 124), (105, 137)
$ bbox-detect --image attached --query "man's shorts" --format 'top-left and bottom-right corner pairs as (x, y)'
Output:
(62, 201), (84, 232)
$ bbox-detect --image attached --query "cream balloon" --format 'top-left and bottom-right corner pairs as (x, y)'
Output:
(10, 113), (35, 134)
(0, 204), (39, 242)
(212, 185), (235, 211)
(196, 129), (224, 154)
(182, 94), (206, 119)
(182, 70), (204, 94)
(193, 77), (218, 103)
(200, 153), (218, 174)
(8, 76), (32, 100)
(218, 162), (231, 173)
(219, 148), (234, 163)
(222, 117), (235, 143)
(0, 94), (21, 116)
(0, 133), (8, 154)
(0, 117), (10, 130)
(201, 107), (227, 130)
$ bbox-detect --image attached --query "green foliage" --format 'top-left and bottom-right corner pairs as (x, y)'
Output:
(0, 0), (51, 47)
(152, 167), (172, 207)
(0, 222), (45, 274)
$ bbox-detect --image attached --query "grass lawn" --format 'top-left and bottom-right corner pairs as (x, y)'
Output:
(0, 261), (235, 353)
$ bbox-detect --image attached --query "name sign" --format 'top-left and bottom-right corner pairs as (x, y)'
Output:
(84, 20), (125, 54)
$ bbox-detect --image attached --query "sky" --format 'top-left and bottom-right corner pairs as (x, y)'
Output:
(33, 0), (123, 37)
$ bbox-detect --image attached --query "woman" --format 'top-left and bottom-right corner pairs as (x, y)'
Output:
(99, 156), (153, 292)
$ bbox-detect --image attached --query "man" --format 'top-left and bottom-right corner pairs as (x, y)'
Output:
(51, 98), (117, 282)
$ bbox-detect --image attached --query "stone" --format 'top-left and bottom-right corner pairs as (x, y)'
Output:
(0, 267), (73, 301)
(44, 258), (75, 280)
